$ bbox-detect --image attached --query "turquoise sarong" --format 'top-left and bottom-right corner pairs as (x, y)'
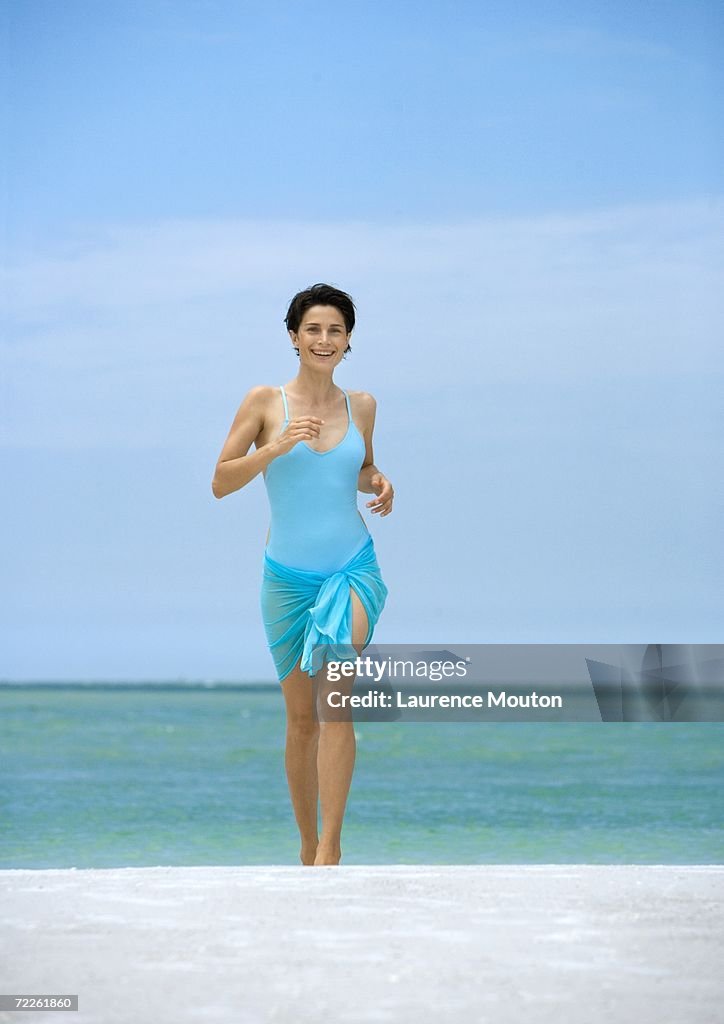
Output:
(260, 533), (388, 682)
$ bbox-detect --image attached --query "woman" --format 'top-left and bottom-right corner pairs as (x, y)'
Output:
(212, 282), (394, 866)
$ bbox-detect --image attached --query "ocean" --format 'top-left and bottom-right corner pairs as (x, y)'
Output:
(1, 685), (722, 868)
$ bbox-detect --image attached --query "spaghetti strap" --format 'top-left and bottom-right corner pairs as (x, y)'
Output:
(342, 389), (352, 424)
(279, 385), (290, 421)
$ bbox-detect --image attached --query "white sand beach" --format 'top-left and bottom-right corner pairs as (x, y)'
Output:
(1, 865), (722, 1023)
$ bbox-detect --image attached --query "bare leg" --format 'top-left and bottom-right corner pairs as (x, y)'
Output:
(314, 587), (369, 866)
(279, 667), (320, 865)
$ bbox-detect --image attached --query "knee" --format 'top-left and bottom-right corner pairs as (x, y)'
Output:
(287, 714), (320, 739)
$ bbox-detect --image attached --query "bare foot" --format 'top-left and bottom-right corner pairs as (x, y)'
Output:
(313, 844), (341, 866)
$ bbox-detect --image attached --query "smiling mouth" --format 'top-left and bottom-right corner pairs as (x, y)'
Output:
(311, 350), (334, 357)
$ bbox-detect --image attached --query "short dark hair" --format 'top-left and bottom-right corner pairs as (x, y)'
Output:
(283, 282), (355, 355)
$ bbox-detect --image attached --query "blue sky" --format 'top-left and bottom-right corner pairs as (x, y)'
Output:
(2, 0), (723, 681)
(4, 0), (723, 230)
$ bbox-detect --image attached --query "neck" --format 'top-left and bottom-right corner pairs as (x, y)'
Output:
(291, 366), (341, 405)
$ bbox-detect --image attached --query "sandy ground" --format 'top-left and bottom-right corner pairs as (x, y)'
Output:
(1, 865), (722, 1023)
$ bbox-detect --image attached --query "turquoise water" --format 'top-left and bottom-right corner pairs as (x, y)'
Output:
(1, 685), (722, 867)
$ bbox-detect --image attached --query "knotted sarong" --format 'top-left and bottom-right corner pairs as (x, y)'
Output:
(261, 533), (388, 682)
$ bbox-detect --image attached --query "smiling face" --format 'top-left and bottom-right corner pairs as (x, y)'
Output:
(290, 304), (350, 368)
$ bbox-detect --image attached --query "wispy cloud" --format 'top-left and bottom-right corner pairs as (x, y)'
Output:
(3, 196), (723, 446)
(6, 197), (722, 312)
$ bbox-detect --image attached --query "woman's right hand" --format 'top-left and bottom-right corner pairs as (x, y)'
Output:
(274, 416), (325, 455)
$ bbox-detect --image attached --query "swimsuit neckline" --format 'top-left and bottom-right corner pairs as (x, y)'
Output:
(301, 419), (352, 456)
(280, 385), (357, 456)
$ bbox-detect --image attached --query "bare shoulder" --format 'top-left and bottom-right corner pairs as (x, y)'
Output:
(237, 384), (278, 416)
(245, 383), (278, 404)
(348, 390), (378, 435)
(226, 384), (278, 436)
(348, 389), (377, 413)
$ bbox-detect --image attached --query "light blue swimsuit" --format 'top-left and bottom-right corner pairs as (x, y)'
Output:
(260, 385), (388, 682)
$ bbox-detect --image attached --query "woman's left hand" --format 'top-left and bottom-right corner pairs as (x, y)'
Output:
(367, 473), (394, 517)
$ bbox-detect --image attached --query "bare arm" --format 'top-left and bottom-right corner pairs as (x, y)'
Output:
(212, 386), (275, 499)
(357, 392), (380, 494)
(211, 386), (324, 499)
(356, 392), (395, 517)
